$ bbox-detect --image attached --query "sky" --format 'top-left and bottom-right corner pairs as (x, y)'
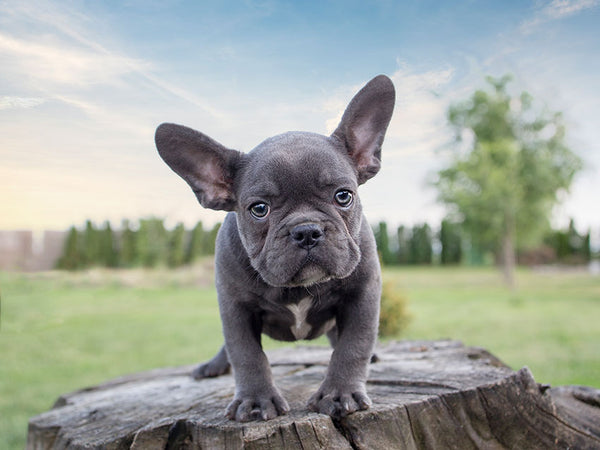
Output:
(1, 0), (599, 238)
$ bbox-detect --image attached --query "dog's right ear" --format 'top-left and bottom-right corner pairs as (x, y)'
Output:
(155, 123), (242, 211)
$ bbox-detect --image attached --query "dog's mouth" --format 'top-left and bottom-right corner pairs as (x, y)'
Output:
(262, 253), (332, 288)
(251, 221), (362, 288)
(290, 258), (332, 287)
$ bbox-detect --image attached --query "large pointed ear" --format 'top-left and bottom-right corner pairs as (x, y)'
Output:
(155, 123), (243, 211)
(332, 75), (395, 184)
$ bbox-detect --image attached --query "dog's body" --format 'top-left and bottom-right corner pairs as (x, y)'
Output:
(155, 75), (395, 421)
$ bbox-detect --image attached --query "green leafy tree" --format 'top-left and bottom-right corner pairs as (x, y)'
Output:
(98, 221), (118, 268)
(566, 219), (590, 262)
(119, 219), (137, 267)
(168, 223), (187, 268)
(396, 225), (409, 265)
(136, 218), (169, 268)
(374, 221), (395, 265)
(434, 75), (582, 289)
(82, 220), (100, 267)
(409, 224), (432, 264)
(186, 221), (205, 263)
(582, 231), (591, 262)
(440, 219), (462, 265)
(545, 219), (591, 264)
(56, 226), (83, 270)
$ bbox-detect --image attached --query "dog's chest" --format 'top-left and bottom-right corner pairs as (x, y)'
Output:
(285, 297), (335, 340)
(286, 297), (313, 340)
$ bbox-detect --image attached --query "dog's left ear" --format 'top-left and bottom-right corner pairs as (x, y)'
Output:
(332, 75), (395, 184)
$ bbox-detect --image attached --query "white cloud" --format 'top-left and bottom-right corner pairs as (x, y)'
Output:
(0, 32), (148, 87)
(0, 0), (223, 119)
(543, 0), (599, 18)
(520, 0), (599, 34)
(323, 65), (455, 157)
(0, 96), (46, 110)
(386, 66), (455, 157)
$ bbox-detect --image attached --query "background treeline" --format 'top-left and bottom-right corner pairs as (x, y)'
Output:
(57, 217), (593, 270)
(374, 221), (461, 266)
(56, 218), (220, 270)
(373, 218), (593, 267)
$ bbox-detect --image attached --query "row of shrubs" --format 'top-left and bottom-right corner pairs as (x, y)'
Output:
(57, 217), (593, 271)
(56, 218), (220, 270)
(373, 218), (593, 267)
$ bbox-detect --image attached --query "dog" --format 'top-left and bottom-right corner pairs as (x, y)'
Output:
(155, 75), (395, 422)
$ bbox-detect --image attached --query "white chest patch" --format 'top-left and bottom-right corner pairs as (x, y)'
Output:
(287, 297), (313, 340)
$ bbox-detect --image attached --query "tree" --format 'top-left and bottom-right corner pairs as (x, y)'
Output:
(119, 219), (137, 267)
(408, 224), (432, 264)
(440, 219), (462, 265)
(186, 221), (205, 264)
(136, 218), (169, 268)
(545, 219), (591, 264)
(374, 222), (395, 265)
(168, 223), (186, 268)
(98, 221), (118, 268)
(396, 225), (409, 264)
(82, 220), (100, 267)
(56, 226), (83, 270)
(582, 231), (591, 262)
(434, 75), (582, 290)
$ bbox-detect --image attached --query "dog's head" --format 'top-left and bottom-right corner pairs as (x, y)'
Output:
(155, 75), (395, 287)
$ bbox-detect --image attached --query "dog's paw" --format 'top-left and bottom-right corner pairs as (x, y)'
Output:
(307, 383), (371, 419)
(225, 390), (290, 422)
(191, 360), (230, 379)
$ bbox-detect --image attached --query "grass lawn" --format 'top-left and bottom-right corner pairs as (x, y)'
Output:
(386, 266), (600, 388)
(1, 263), (599, 449)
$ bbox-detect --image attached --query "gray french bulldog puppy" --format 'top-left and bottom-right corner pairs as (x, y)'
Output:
(155, 75), (395, 422)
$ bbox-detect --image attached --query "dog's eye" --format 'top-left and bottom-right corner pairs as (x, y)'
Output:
(249, 202), (270, 219)
(334, 190), (353, 208)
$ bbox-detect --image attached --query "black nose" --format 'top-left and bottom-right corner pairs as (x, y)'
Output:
(290, 223), (324, 250)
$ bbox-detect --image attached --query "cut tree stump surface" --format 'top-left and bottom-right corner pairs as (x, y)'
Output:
(28, 340), (600, 449)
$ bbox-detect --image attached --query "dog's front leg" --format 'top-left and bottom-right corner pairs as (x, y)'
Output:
(220, 301), (290, 422)
(308, 278), (380, 418)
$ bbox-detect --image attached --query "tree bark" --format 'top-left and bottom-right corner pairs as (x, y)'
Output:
(27, 340), (600, 449)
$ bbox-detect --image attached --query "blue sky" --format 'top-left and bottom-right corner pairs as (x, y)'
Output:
(1, 0), (599, 239)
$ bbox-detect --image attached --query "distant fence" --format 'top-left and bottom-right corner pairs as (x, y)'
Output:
(0, 230), (66, 271)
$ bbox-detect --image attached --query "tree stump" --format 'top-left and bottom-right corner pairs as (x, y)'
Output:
(27, 340), (600, 449)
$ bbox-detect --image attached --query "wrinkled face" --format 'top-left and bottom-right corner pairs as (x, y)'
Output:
(235, 132), (364, 287)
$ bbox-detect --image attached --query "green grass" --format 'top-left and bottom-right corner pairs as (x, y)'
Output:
(1, 264), (599, 449)
(0, 265), (223, 450)
(386, 266), (600, 388)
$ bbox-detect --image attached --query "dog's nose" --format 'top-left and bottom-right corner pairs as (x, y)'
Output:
(290, 223), (324, 250)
